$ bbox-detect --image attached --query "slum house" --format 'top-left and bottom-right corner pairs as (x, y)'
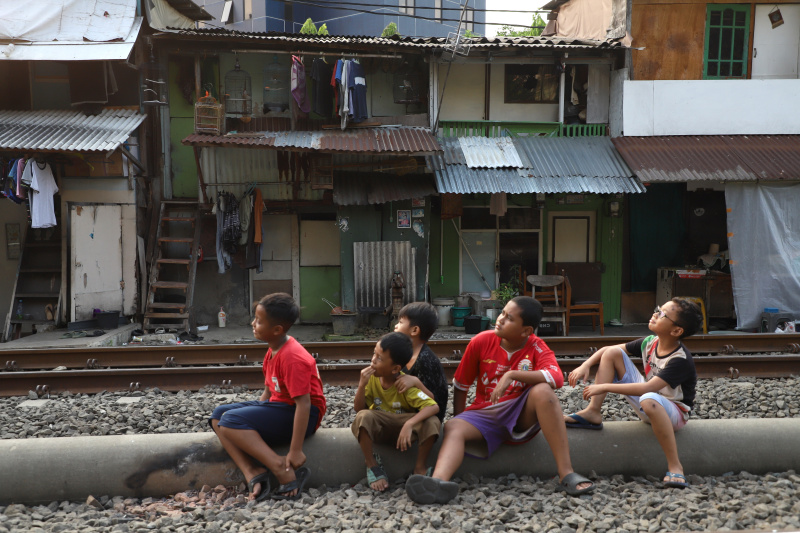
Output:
(157, 0), (643, 333)
(0, 0), (212, 341)
(611, 0), (800, 331)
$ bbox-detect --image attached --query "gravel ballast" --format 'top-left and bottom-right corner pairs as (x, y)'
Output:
(2, 377), (800, 532)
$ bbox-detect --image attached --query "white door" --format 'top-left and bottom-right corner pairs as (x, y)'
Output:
(549, 212), (596, 263)
(70, 205), (124, 321)
(752, 4), (800, 79)
(460, 230), (497, 293)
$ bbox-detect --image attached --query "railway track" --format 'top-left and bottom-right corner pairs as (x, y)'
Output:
(2, 333), (800, 397)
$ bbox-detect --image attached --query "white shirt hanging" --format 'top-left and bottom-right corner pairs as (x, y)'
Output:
(29, 161), (59, 228)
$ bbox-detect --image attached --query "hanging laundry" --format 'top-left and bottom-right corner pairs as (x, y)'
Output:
(310, 57), (333, 117)
(336, 59), (350, 130)
(29, 160), (58, 228)
(291, 55), (310, 113)
(347, 59), (368, 123)
(489, 193), (508, 217)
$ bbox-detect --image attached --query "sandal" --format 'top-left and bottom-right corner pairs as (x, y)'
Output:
(247, 471), (276, 502)
(271, 466), (310, 501)
(405, 474), (460, 504)
(367, 464), (389, 490)
(556, 472), (595, 497)
(664, 471), (689, 489)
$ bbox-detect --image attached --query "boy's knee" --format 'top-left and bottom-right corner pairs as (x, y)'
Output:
(528, 382), (558, 404)
(640, 398), (663, 415)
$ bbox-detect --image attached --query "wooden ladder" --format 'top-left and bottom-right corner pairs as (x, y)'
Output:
(143, 201), (201, 332)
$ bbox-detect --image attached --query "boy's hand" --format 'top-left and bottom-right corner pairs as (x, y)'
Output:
(489, 372), (512, 404)
(395, 374), (421, 394)
(359, 365), (375, 387)
(582, 383), (607, 399)
(397, 422), (414, 451)
(285, 449), (306, 471)
(568, 364), (591, 387)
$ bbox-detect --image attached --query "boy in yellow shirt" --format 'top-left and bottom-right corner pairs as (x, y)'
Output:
(352, 332), (441, 492)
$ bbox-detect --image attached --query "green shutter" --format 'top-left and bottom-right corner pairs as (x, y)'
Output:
(704, 4), (750, 79)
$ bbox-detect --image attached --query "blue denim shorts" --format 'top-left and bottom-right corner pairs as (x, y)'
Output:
(210, 400), (320, 446)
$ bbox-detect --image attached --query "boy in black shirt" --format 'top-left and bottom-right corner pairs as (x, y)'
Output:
(564, 298), (703, 489)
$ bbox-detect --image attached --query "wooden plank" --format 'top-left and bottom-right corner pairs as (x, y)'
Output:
(632, 3), (708, 80)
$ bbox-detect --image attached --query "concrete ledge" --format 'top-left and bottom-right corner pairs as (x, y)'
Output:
(3, 419), (800, 504)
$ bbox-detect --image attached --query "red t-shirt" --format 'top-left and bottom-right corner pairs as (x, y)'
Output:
(262, 336), (327, 428)
(453, 330), (563, 411)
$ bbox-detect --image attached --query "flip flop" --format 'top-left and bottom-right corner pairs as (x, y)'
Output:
(247, 471), (276, 502)
(664, 471), (689, 489)
(556, 472), (595, 497)
(405, 474), (460, 504)
(565, 413), (603, 430)
(271, 466), (310, 501)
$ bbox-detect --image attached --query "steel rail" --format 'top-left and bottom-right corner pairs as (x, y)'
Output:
(3, 333), (800, 372)
(3, 354), (799, 397)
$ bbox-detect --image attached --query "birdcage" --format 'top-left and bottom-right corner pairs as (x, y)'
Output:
(224, 58), (252, 116)
(263, 55), (290, 114)
(194, 95), (224, 135)
(393, 62), (424, 105)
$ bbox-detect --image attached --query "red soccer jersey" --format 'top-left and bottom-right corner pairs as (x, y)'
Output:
(262, 336), (327, 428)
(453, 330), (563, 411)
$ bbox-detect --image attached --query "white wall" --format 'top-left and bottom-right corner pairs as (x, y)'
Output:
(623, 79), (800, 136)
(437, 63), (485, 121)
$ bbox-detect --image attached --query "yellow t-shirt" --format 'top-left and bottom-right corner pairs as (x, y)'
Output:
(365, 373), (437, 414)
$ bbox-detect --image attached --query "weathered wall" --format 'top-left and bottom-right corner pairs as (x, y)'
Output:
(0, 203), (29, 330)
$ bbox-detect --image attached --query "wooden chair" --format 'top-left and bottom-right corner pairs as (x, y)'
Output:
(527, 275), (567, 336)
(563, 274), (604, 336)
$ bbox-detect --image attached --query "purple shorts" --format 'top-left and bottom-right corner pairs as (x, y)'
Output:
(454, 387), (541, 459)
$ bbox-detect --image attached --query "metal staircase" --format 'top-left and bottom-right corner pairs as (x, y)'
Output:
(143, 201), (201, 332)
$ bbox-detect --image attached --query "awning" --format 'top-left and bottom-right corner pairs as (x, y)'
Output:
(183, 127), (442, 156)
(612, 135), (800, 182)
(333, 174), (437, 205)
(0, 0), (142, 61)
(429, 136), (645, 194)
(0, 109), (147, 153)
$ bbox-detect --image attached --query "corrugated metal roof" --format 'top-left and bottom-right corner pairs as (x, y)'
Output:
(333, 174), (436, 205)
(430, 136), (645, 194)
(433, 164), (645, 194)
(183, 127), (441, 155)
(459, 136), (523, 168)
(0, 109), (147, 152)
(165, 28), (625, 50)
(611, 136), (800, 182)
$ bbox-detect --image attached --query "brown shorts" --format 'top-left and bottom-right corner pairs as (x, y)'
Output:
(351, 409), (441, 445)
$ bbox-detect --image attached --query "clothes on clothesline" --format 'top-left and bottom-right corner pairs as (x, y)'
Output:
(2, 157), (59, 228)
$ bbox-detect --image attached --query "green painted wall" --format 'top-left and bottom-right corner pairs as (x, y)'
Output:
(338, 206), (382, 311)
(168, 57), (218, 199)
(542, 195), (623, 321)
(429, 214), (461, 299)
(299, 266), (342, 322)
(380, 199), (430, 302)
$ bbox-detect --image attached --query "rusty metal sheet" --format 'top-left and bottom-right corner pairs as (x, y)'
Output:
(183, 127), (441, 155)
(611, 136), (800, 182)
(333, 173), (436, 205)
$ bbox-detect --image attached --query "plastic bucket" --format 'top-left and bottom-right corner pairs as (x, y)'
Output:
(432, 297), (456, 326)
(331, 312), (357, 335)
(450, 306), (472, 327)
(481, 316), (490, 330)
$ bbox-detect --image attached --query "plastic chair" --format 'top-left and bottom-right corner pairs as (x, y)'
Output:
(563, 274), (604, 336)
(527, 275), (567, 336)
(679, 296), (708, 334)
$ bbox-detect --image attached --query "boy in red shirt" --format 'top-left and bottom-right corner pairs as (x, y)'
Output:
(406, 296), (593, 504)
(209, 293), (326, 501)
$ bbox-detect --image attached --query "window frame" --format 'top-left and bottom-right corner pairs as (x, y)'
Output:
(504, 64), (559, 104)
(399, 0), (415, 16)
(703, 4), (751, 79)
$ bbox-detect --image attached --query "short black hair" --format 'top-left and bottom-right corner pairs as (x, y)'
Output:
(511, 296), (543, 329)
(256, 292), (299, 331)
(672, 297), (704, 339)
(399, 302), (439, 342)
(379, 332), (413, 369)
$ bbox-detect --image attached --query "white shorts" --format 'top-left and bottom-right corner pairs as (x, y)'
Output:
(613, 348), (688, 430)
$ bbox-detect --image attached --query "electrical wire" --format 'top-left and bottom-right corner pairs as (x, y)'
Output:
(274, 0), (549, 14)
